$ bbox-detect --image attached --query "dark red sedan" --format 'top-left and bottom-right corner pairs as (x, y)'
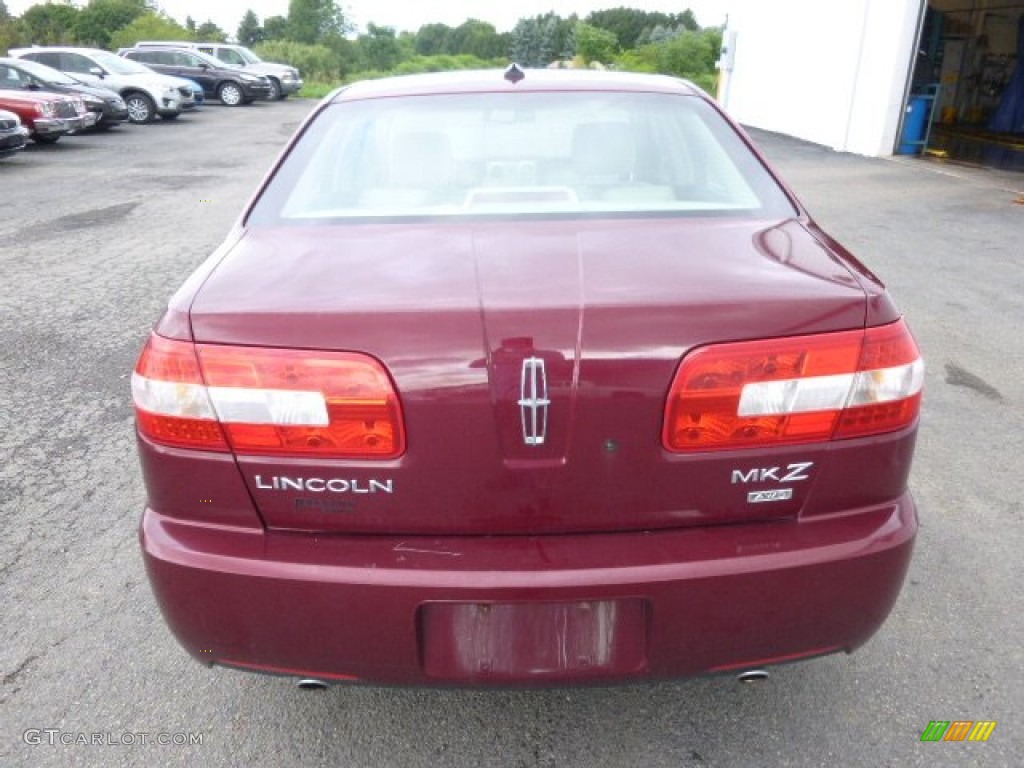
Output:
(133, 68), (923, 688)
(0, 88), (91, 143)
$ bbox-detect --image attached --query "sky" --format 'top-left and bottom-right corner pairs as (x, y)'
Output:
(6, 1), (733, 38)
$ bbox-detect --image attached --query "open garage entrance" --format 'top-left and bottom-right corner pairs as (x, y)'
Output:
(905, 1), (1024, 170)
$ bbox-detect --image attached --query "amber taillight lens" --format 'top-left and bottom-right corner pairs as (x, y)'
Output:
(663, 319), (923, 452)
(132, 334), (405, 459)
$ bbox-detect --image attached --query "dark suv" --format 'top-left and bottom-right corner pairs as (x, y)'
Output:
(120, 47), (272, 106)
(134, 41), (302, 100)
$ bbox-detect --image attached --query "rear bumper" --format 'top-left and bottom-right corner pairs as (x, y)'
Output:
(141, 492), (917, 687)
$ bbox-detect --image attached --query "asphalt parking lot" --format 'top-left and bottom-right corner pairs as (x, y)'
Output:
(1, 98), (1021, 768)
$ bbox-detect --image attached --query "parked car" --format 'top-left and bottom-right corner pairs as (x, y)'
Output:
(0, 108), (30, 158)
(0, 89), (92, 143)
(0, 57), (128, 128)
(8, 47), (194, 124)
(182, 79), (205, 106)
(133, 68), (924, 688)
(134, 41), (302, 100)
(120, 47), (273, 105)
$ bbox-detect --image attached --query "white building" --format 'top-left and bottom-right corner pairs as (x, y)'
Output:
(719, 0), (1024, 161)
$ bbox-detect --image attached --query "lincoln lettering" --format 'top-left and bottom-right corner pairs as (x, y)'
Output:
(254, 476), (394, 494)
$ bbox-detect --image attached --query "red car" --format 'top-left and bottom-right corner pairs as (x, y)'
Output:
(133, 68), (923, 688)
(0, 88), (92, 143)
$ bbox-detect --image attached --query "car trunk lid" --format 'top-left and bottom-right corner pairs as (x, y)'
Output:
(188, 216), (868, 534)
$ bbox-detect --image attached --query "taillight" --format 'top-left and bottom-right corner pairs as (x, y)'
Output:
(663, 319), (923, 452)
(132, 334), (405, 458)
(132, 334), (228, 451)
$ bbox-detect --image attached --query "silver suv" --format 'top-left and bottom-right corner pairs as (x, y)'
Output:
(8, 47), (195, 123)
(134, 41), (302, 100)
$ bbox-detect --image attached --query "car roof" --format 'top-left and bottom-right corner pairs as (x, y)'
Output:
(123, 46), (200, 54)
(0, 87), (70, 102)
(9, 46), (106, 56)
(0, 55), (87, 76)
(332, 68), (702, 102)
(136, 41), (238, 48)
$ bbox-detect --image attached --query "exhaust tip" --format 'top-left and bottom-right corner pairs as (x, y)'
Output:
(296, 678), (329, 691)
(737, 669), (769, 684)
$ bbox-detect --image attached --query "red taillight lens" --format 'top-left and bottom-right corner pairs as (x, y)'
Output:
(835, 320), (923, 438)
(663, 320), (923, 452)
(133, 334), (229, 451)
(133, 334), (405, 458)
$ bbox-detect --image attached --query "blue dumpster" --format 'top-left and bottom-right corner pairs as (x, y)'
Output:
(897, 95), (933, 155)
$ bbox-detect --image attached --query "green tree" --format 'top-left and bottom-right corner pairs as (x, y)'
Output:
(655, 30), (714, 78)
(588, 8), (698, 49)
(108, 11), (191, 50)
(185, 15), (196, 33)
(287, 0), (349, 45)
(74, 0), (149, 48)
(642, 24), (673, 44)
(614, 46), (659, 74)
(393, 53), (500, 76)
(585, 7), (646, 49)
(237, 10), (262, 47)
(0, 0), (24, 52)
(700, 27), (723, 71)
(255, 39), (340, 81)
(509, 18), (539, 66)
(679, 10), (699, 31)
(195, 19), (227, 42)
(574, 22), (618, 64)
(449, 19), (504, 60)
(19, 2), (80, 45)
(510, 14), (573, 67)
(323, 33), (360, 78)
(262, 15), (288, 42)
(414, 23), (452, 56)
(357, 23), (403, 71)
(614, 27), (720, 95)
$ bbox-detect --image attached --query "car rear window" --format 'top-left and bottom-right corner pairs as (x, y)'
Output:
(248, 90), (797, 224)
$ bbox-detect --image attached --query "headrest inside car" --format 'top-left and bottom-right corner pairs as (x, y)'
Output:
(572, 122), (637, 182)
(390, 130), (454, 187)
